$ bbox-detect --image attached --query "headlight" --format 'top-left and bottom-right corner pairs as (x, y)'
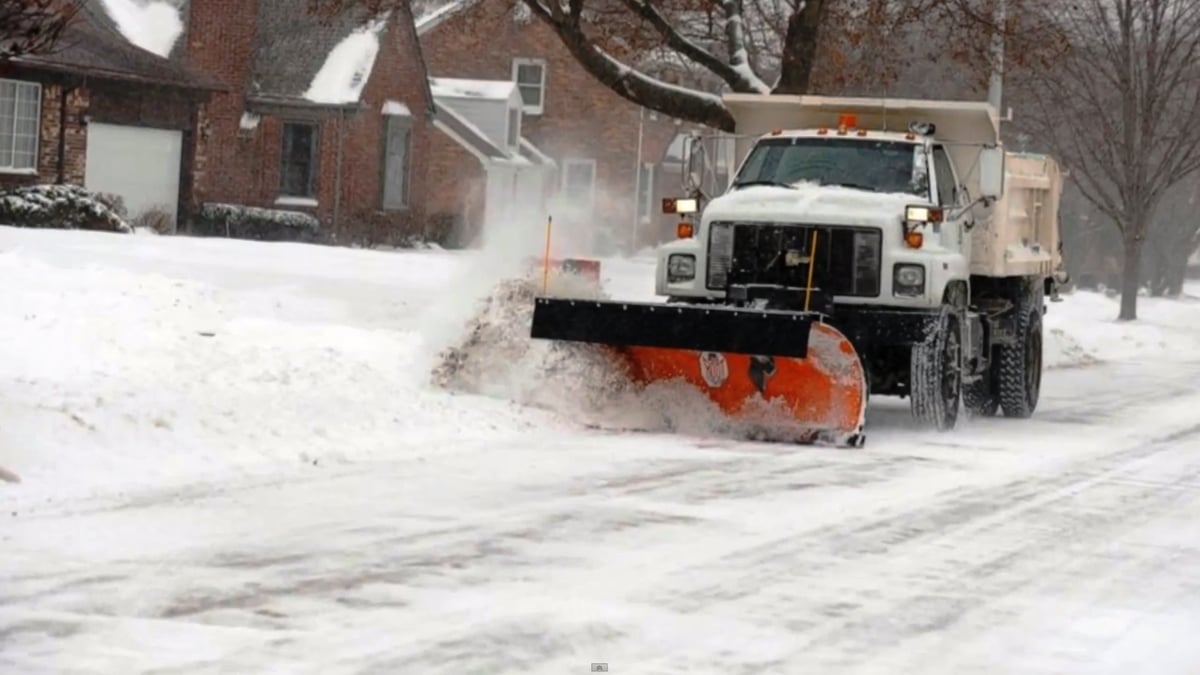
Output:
(668, 254), (696, 282)
(894, 264), (925, 296)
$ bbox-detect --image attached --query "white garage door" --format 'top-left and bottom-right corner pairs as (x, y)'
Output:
(85, 123), (183, 227)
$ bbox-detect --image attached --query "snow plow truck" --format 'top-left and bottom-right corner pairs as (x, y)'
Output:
(530, 94), (1066, 447)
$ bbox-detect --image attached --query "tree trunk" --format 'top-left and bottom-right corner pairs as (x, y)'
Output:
(774, 0), (828, 94)
(1147, 242), (1168, 297)
(1119, 232), (1144, 321)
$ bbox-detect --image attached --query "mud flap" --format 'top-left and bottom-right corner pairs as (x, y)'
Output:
(530, 298), (868, 447)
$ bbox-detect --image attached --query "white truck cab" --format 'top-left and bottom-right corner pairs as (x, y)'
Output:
(656, 120), (1006, 310)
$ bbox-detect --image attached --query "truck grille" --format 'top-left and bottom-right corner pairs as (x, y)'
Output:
(707, 222), (881, 298)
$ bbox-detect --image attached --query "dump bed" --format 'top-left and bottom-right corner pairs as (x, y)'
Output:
(972, 152), (1063, 278)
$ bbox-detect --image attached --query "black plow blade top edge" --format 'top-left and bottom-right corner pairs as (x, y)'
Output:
(530, 297), (817, 358)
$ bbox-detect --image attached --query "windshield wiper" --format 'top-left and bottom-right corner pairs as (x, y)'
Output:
(732, 180), (798, 190)
(830, 182), (880, 192)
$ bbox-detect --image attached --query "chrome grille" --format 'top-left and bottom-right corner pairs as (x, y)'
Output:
(706, 222), (734, 289)
(708, 222), (882, 298)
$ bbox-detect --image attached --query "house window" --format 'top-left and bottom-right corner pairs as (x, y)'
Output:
(382, 115), (412, 209)
(561, 158), (596, 208)
(506, 107), (521, 149)
(637, 162), (654, 223)
(512, 58), (546, 114)
(0, 79), (41, 172)
(280, 122), (318, 199)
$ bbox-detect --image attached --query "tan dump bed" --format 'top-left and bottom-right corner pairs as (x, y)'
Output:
(974, 152), (1063, 278)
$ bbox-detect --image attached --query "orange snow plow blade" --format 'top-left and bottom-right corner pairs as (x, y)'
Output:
(530, 298), (868, 446)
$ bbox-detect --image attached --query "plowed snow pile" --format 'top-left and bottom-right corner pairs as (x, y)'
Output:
(430, 274), (741, 437)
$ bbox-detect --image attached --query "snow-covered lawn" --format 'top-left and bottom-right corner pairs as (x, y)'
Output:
(2, 226), (1200, 674)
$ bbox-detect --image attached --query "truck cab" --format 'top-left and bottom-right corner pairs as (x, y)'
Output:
(656, 119), (985, 312)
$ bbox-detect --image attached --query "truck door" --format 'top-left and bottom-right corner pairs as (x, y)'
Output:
(931, 145), (966, 249)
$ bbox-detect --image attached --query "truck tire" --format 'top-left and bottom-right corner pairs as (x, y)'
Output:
(910, 305), (963, 430)
(997, 289), (1043, 418)
(963, 355), (1000, 418)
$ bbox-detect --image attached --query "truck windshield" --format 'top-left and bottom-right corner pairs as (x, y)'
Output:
(733, 137), (930, 198)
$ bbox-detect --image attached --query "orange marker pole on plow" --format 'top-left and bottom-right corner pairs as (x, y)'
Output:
(804, 229), (819, 312)
(541, 215), (553, 293)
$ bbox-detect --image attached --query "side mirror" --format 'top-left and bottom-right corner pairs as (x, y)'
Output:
(980, 146), (1005, 201)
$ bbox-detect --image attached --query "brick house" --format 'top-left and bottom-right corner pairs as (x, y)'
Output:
(417, 1), (692, 253)
(178, 0), (436, 244)
(0, 1), (219, 228)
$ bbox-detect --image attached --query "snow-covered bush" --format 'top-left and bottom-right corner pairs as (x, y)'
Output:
(192, 202), (321, 242)
(132, 207), (175, 235)
(0, 184), (132, 233)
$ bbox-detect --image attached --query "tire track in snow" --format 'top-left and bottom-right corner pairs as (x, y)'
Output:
(636, 419), (1200, 671)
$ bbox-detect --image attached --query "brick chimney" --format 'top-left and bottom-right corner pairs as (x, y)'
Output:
(182, 0), (261, 203)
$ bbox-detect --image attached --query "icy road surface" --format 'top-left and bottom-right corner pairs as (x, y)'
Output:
(2, 227), (1200, 674)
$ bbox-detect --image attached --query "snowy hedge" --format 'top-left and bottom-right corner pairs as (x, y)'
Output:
(0, 184), (132, 233)
(191, 202), (321, 242)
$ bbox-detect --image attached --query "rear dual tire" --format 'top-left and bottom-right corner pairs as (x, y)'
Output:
(960, 284), (1044, 420)
(997, 290), (1043, 418)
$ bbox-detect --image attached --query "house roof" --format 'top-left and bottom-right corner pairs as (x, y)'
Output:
(432, 100), (511, 161)
(250, 1), (387, 105)
(12, 0), (218, 91)
(432, 97), (552, 168)
(246, 1), (435, 114)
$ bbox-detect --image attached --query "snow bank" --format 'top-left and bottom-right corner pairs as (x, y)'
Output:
(1044, 289), (1200, 368)
(304, 16), (389, 104)
(0, 229), (520, 512)
(98, 0), (184, 58)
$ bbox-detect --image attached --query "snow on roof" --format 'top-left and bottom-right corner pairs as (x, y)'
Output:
(382, 100), (412, 116)
(414, 0), (471, 34)
(429, 77), (517, 102)
(303, 15), (389, 105)
(97, 0), (184, 58)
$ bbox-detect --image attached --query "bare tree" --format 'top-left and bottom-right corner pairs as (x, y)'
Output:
(1145, 179), (1200, 296)
(1016, 0), (1200, 320)
(0, 0), (79, 61)
(316, 0), (1062, 131)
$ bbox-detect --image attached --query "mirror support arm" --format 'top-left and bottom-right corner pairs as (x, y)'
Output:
(952, 195), (997, 231)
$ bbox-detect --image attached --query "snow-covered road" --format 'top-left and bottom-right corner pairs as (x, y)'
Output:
(2, 227), (1199, 674)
